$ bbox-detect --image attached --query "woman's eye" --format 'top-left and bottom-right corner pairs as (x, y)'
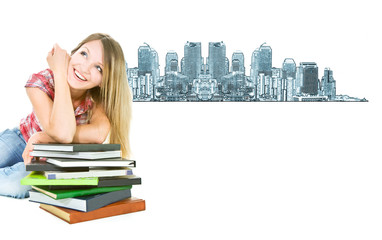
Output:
(80, 51), (88, 57)
(96, 66), (103, 73)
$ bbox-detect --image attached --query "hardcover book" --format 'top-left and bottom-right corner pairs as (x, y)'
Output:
(29, 188), (132, 212)
(32, 185), (132, 199)
(45, 168), (133, 179)
(46, 158), (136, 168)
(20, 172), (99, 186)
(39, 197), (145, 224)
(45, 175), (142, 190)
(26, 160), (89, 172)
(30, 150), (121, 160)
(33, 143), (121, 152)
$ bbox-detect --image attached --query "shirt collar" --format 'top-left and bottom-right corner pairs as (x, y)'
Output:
(74, 91), (94, 116)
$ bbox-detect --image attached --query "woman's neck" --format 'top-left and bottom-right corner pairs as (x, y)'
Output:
(70, 88), (87, 109)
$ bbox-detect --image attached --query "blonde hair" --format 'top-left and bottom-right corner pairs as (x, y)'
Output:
(71, 33), (132, 159)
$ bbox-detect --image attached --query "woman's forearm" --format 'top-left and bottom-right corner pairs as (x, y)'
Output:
(44, 44), (76, 143)
(48, 72), (76, 143)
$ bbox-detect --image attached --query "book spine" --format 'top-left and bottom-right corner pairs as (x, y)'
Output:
(47, 174), (56, 180)
(71, 200), (145, 224)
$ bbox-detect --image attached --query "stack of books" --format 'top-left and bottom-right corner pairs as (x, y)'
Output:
(20, 143), (145, 224)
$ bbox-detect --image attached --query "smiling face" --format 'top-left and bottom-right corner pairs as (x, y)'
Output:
(67, 40), (104, 91)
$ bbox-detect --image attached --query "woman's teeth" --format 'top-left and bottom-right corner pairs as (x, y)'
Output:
(74, 70), (86, 81)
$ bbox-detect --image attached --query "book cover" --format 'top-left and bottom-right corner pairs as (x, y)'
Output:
(32, 185), (132, 199)
(20, 172), (99, 186)
(33, 143), (121, 152)
(39, 197), (145, 224)
(30, 150), (121, 160)
(45, 168), (133, 179)
(26, 160), (89, 172)
(45, 175), (142, 190)
(46, 158), (136, 168)
(29, 188), (132, 212)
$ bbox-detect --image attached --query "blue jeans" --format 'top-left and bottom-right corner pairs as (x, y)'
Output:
(0, 127), (31, 199)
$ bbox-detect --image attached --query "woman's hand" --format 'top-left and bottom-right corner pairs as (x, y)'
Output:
(22, 133), (39, 165)
(46, 44), (71, 79)
(22, 131), (55, 165)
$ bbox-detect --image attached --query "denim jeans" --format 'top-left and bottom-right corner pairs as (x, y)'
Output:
(0, 127), (31, 199)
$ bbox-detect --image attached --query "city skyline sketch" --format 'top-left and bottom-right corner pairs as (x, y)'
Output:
(127, 41), (367, 102)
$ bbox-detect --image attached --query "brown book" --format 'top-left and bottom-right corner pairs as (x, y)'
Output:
(39, 197), (145, 224)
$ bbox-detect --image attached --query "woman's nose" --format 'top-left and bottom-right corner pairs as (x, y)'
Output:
(80, 61), (91, 74)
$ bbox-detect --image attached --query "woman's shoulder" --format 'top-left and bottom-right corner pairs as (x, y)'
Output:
(32, 68), (54, 81)
(26, 68), (55, 99)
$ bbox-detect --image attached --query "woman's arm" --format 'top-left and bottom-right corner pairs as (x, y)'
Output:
(44, 44), (76, 142)
(72, 103), (111, 144)
(26, 44), (76, 143)
(22, 102), (110, 164)
(26, 86), (75, 143)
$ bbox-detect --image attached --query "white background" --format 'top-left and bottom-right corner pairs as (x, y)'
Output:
(0, 1), (381, 239)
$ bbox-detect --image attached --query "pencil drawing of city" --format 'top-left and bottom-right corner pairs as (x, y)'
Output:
(127, 42), (367, 102)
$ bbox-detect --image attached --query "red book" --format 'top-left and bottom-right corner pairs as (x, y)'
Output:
(39, 197), (145, 224)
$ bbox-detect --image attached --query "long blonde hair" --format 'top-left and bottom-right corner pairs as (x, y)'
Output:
(71, 33), (132, 159)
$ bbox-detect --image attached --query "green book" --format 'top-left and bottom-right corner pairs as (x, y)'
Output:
(31, 185), (132, 199)
(20, 172), (98, 186)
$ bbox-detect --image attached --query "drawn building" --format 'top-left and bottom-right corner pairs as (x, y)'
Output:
(320, 68), (336, 100)
(299, 62), (319, 96)
(128, 43), (159, 101)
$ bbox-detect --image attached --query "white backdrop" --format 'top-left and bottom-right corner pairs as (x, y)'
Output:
(0, 1), (381, 239)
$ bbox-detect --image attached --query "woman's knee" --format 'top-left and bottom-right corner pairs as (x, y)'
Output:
(0, 128), (26, 168)
(0, 162), (31, 199)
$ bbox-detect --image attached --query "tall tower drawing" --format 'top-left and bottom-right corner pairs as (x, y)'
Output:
(250, 48), (260, 99)
(207, 42), (228, 82)
(232, 51), (245, 73)
(299, 62), (318, 95)
(165, 51), (179, 73)
(138, 43), (159, 77)
(136, 43), (160, 99)
(250, 43), (272, 99)
(182, 42), (203, 82)
(282, 58), (296, 79)
(321, 68), (336, 100)
(258, 43), (272, 76)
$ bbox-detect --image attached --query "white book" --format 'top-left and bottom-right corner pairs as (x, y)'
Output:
(31, 150), (121, 159)
(45, 168), (133, 179)
(33, 143), (120, 152)
(46, 158), (135, 168)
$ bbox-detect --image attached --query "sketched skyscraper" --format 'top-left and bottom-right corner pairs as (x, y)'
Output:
(207, 42), (228, 82)
(282, 58), (297, 79)
(182, 42), (203, 82)
(299, 62), (318, 95)
(251, 43), (272, 99)
(137, 43), (160, 98)
(138, 44), (158, 76)
(232, 51), (245, 73)
(258, 44), (272, 76)
(165, 51), (179, 73)
(321, 68), (336, 100)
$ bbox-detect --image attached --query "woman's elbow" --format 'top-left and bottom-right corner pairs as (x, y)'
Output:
(47, 126), (76, 143)
(94, 131), (108, 144)
(52, 131), (74, 143)
(57, 135), (74, 144)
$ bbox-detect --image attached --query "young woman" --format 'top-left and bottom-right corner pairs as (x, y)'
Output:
(0, 33), (132, 199)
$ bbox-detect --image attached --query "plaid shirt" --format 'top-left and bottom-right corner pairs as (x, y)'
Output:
(20, 69), (94, 142)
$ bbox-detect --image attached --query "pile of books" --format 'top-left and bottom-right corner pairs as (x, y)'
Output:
(20, 143), (145, 224)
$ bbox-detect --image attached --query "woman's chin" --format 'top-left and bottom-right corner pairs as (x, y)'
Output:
(68, 78), (87, 90)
